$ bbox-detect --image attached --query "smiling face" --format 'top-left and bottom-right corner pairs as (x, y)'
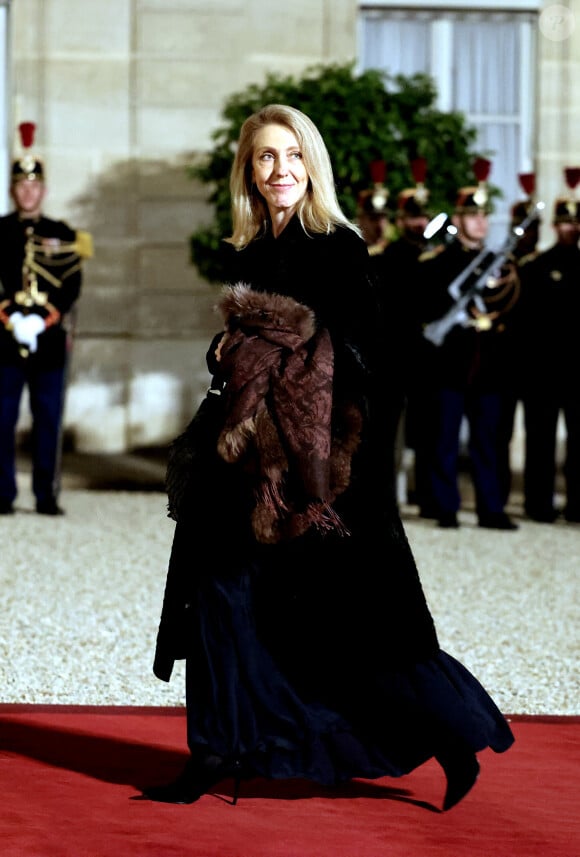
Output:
(251, 123), (309, 221)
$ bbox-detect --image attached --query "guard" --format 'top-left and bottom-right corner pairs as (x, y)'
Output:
(0, 122), (92, 515)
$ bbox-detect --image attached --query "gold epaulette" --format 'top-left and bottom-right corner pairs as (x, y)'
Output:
(517, 251), (538, 267)
(72, 230), (94, 259)
(418, 244), (445, 263)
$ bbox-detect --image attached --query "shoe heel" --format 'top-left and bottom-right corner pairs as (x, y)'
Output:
(437, 751), (480, 811)
(143, 755), (246, 805)
(231, 760), (242, 805)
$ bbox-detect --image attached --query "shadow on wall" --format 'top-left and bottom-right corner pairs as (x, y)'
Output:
(18, 155), (221, 454)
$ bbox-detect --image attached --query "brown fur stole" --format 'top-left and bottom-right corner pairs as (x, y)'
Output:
(216, 283), (362, 544)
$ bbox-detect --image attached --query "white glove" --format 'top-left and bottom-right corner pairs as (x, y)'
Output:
(11, 313), (46, 353)
(8, 311), (24, 328)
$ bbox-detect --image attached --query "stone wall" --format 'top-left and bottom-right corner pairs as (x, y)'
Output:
(7, 0), (580, 453)
(9, 0), (357, 451)
(536, 0), (580, 247)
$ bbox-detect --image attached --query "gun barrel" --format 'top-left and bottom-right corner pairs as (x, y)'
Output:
(423, 320), (446, 347)
(423, 303), (467, 346)
(423, 202), (543, 346)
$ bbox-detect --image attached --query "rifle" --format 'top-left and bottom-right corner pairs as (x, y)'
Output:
(423, 203), (543, 347)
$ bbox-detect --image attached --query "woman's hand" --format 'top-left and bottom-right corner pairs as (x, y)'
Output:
(214, 331), (228, 362)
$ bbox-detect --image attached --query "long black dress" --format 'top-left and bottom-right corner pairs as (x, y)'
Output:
(153, 216), (514, 787)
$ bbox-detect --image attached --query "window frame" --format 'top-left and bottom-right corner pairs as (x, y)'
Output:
(357, 1), (540, 245)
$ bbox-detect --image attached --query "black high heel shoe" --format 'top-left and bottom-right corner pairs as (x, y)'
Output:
(143, 755), (244, 805)
(437, 751), (480, 812)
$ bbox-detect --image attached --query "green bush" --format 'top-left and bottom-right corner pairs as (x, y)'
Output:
(189, 62), (487, 283)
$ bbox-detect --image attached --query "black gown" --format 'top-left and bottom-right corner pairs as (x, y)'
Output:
(153, 216), (514, 785)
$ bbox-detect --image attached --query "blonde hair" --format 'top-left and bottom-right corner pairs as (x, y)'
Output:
(225, 104), (360, 249)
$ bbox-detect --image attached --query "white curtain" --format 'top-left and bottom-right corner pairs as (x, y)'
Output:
(359, 8), (538, 247)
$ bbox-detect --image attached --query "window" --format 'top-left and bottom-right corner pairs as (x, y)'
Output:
(358, 3), (540, 246)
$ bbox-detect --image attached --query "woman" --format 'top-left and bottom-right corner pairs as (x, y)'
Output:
(144, 104), (514, 811)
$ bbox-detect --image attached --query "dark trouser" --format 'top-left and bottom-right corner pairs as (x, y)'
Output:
(523, 390), (580, 517)
(497, 392), (519, 507)
(0, 362), (66, 505)
(429, 387), (504, 518)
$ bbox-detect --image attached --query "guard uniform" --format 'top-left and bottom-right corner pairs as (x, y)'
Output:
(496, 172), (542, 506)
(518, 170), (580, 523)
(356, 160), (395, 257)
(0, 122), (91, 514)
(416, 160), (519, 529)
(372, 158), (433, 508)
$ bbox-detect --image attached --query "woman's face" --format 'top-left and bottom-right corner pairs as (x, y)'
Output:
(251, 123), (309, 217)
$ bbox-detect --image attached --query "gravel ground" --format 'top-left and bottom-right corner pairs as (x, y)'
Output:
(1, 454), (578, 715)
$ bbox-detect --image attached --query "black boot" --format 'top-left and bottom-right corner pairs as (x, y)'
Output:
(437, 512), (459, 529)
(36, 498), (65, 516)
(437, 751), (480, 811)
(143, 755), (243, 805)
(478, 512), (518, 531)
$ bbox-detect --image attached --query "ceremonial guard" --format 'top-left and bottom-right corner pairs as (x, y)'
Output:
(497, 172), (542, 506)
(416, 158), (520, 530)
(0, 122), (92, 515)
(356, 160), (394, 256)
(518, 167), (580, 523)
(373, 158), (432, 505)
(509, 173), (542, 265)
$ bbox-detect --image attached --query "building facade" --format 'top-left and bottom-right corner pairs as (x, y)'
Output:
(3, 0), (579, 453)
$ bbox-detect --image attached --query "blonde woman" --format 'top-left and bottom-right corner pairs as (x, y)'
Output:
(145, 105), (514, 811)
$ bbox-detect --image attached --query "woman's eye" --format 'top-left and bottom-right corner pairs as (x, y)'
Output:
(290, 151), (302, 160)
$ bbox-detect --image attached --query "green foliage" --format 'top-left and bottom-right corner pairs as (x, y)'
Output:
(190, 62), (487, 283)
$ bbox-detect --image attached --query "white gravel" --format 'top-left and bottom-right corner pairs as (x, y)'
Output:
(1, 480), (578, 714)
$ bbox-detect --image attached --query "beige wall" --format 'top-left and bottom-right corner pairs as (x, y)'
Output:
(536, 0), (580, 246)
(9, 0), (357, 451)
(7, 0), (579, 452)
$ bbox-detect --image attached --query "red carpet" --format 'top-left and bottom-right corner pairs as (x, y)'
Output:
(1, 706), (578, 857)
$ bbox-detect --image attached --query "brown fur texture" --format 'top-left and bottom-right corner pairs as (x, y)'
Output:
(216, 283), (362, 543)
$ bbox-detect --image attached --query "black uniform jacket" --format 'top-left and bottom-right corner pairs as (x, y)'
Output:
(153, 217), (439, 684)
(417, 239), (519, 392)
(0, 213), (82, 368)
(372, 235), (426, 396)
(514, 241), (580, 393)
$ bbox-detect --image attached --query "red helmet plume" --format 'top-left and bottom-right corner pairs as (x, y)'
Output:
(518, 173), (535, 197)
(18, 121), (36, 149)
